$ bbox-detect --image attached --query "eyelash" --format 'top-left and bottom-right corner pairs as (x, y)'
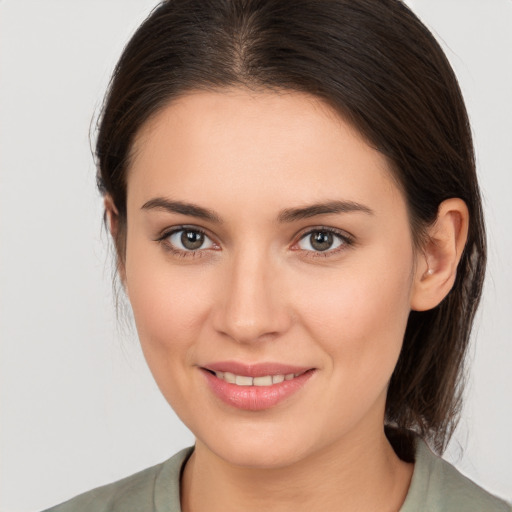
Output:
(156, 226), (216, 259)
(156, 226), (354, 259)
(293, 227), (354, 258)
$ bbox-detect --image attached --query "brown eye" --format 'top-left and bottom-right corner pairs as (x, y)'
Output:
(310, 231), (333, 251)
(168, 229), (214, 251)
(181, 230), (204, 250)
(297, 230), (347, 253)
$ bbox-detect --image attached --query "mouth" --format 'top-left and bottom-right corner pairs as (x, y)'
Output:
(200, 362), (316, 410)
(203, 368), (310, 387)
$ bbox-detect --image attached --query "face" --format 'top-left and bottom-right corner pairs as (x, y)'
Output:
(121, 88), (421, 468)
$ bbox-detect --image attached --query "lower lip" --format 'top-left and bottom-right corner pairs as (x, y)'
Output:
(201, 369), (315, 411)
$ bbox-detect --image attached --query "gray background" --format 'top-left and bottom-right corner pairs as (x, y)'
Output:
(1, 1), (511, 510)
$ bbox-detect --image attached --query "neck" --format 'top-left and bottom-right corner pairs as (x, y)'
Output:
(180, 426), (413, 512)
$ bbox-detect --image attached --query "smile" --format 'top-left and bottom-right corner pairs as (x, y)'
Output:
(211, 371), (303, 386)
(201, 363), (316, 410)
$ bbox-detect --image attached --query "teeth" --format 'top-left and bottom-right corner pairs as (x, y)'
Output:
(272, 374), (285, 384)
(253, 375), (273, 386)
(224, 372), (236, 384)
(235, 375), (253, 386)
(213, 371), (302, 386)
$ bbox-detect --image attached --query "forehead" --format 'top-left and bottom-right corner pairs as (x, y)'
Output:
(127, 88), (403, 218)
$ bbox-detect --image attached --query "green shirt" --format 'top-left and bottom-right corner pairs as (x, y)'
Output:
(44, 440), (510, 511)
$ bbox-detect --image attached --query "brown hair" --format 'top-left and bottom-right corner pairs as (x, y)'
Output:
(95, 0), (486, 458)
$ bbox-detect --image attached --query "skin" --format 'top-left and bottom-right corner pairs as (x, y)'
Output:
(107, 88), (468, 511)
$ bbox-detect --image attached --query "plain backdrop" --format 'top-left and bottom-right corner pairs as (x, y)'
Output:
(0, 1), (511, 510)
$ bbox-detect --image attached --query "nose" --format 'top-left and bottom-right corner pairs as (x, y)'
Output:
(212, 248), (292, 344)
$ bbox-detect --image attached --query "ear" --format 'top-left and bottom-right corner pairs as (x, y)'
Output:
(104, 195), (119, 238)
(410, 198), (469, 312)
(104, 195), (127, 285)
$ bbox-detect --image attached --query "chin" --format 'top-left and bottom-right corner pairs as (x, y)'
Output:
(197, 420), (321, 469)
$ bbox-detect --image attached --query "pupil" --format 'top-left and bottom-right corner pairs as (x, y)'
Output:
(181, 230), (204, 250)
(311, 231), (333, 251)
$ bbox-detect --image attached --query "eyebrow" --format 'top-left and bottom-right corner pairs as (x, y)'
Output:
(141, 197), (374, 224)
(277, 200), (374, 222)
(141, 198), (223, 223)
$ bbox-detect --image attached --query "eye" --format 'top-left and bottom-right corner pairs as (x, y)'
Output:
(296, 229), (351, 253)
(165, 228), (216, 252)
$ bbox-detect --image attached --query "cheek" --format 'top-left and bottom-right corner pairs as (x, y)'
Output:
(124, 245), (212, 366)
(294, 250), (414, 378)
(124, 260), (217, 419)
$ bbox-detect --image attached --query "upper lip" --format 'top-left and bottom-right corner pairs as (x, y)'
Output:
(201, 361), (313, 377)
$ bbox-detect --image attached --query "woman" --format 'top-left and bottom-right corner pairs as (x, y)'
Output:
(44, 0), (510, 510)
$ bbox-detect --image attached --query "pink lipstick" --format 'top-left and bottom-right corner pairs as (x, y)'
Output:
(200, 361), (315, 411)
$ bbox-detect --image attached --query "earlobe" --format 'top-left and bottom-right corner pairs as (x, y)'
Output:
(411, 198), (469, 311)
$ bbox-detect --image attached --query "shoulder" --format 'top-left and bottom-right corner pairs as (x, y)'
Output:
(401, 439), (511, 512)
(42, 447), (193, 512)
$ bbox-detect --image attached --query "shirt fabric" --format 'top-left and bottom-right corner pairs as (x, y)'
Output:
(44, 440), (511, 511)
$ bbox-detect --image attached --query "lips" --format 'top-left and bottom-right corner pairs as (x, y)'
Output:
(200, 361), (315, 411)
